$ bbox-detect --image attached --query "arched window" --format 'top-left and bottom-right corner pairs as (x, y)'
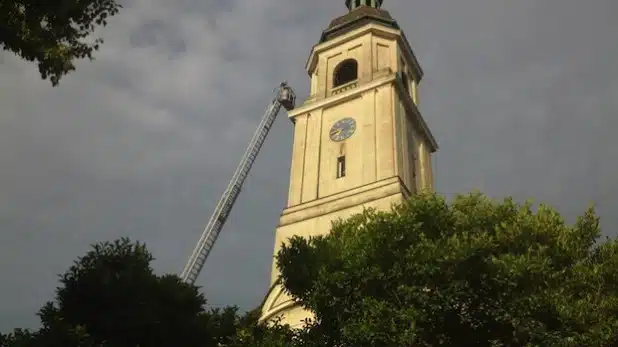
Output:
(333, 59), (358, 87)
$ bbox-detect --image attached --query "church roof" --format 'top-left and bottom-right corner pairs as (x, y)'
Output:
(320, 5), (399, 43)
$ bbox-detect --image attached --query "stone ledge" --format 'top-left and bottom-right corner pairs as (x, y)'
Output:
(279, 176), (407, 227)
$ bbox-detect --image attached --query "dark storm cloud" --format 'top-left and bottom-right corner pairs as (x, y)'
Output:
(1, 0), (617, 330)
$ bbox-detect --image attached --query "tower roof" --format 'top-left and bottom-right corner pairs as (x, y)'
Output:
(320, 3), (398, 43)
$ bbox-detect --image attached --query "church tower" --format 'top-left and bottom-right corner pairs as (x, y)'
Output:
(260, 0), (438, 327)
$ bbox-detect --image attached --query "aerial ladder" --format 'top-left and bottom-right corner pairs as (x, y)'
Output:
(180, 81), (296, 285)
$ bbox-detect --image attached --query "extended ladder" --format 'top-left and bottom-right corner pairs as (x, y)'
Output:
(180, 82), (296, 284)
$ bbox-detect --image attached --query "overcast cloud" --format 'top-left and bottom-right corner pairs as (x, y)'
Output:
(1, 0), (617, 331)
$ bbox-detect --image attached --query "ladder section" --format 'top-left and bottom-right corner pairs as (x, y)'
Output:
(180, 82), (296, 284)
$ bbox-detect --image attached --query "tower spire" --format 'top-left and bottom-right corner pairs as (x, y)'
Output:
(345, 0), (383, 11)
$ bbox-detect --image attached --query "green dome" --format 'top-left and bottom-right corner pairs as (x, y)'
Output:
(345, 0), (383, 11)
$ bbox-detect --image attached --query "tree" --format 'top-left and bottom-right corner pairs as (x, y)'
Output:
(225, 309), (298, 347)
(0, 0), (121, 85)
(0, 329), (37, 347)
(41, 238), (213, 346)
(276, 191), (618, 347)
(0, 238), (251, 347)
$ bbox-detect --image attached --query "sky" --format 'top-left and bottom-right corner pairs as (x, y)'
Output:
(1, 0), (617, 331)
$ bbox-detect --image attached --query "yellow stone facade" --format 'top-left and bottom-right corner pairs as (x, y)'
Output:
(260, 10), (438, 328)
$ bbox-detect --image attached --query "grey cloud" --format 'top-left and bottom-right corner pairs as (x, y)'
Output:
(1, 0), (618, 331)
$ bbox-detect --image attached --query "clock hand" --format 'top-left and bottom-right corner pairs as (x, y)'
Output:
(330, 128), (342, 136)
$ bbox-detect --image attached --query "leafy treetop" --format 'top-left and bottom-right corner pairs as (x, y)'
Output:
(0, 0), (121, 85)
(0, 238), (274, 347)
(276, 191), (618, 347)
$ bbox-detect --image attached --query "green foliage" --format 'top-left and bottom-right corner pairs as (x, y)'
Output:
(1, 322), (108, 347)
(276, 191), (618, 347)
(0, 0), (121, 85)
(37, 238), (212, 346)
(1, 237), (261, 347)
(7, 191), (613, 347)
(0, 329), (36, 347)
(225, 311), (297, 347)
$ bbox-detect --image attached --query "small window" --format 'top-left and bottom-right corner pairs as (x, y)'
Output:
(336, 156), (346, 178)
(333, 59), (358, 87)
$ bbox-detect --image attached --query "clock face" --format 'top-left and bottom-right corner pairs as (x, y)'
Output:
(329, 117), (357, 142)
